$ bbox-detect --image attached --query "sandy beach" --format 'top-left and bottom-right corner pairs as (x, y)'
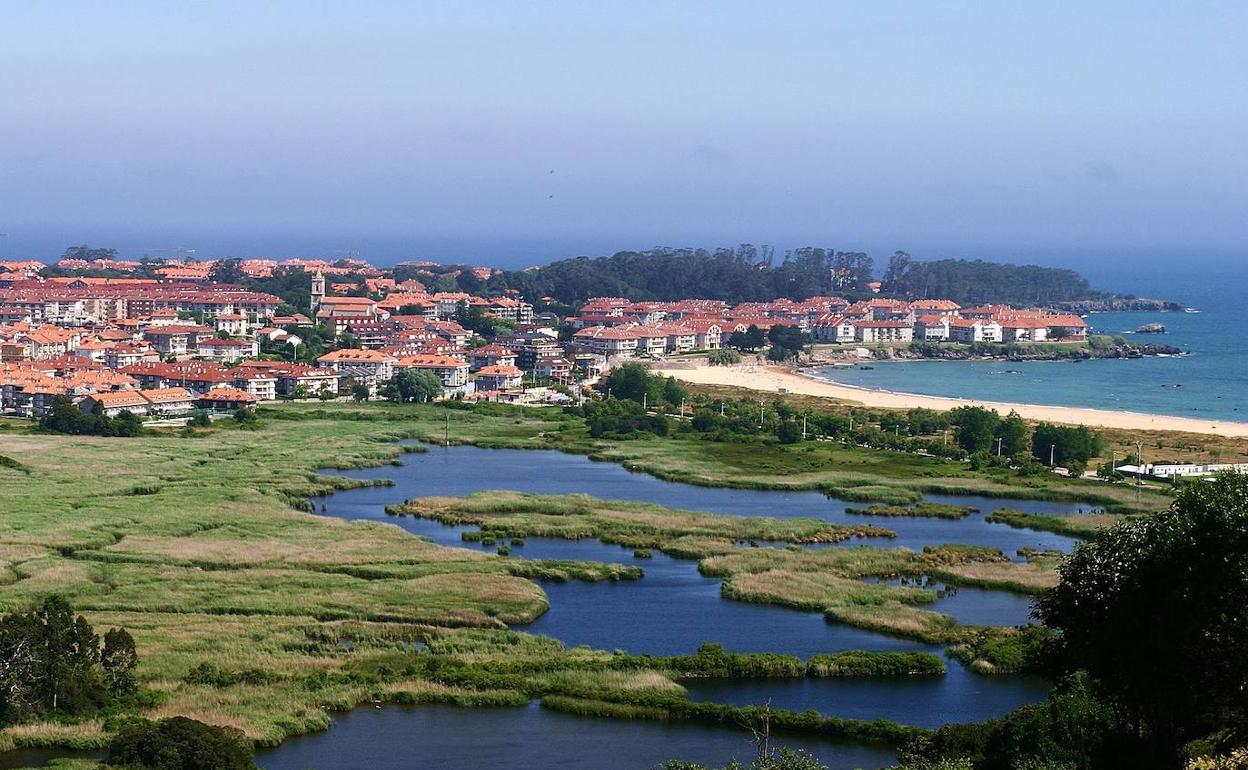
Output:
(650, 362), (1248, 438)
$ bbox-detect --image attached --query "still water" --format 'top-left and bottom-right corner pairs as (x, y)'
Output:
(256, 703), (897, 770)
(302, 444), (1062, 735)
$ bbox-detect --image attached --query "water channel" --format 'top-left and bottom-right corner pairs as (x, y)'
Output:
(247, 443), (1090, 768)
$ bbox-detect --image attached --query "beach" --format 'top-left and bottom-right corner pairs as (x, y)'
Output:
(650, 362), (1248, 438)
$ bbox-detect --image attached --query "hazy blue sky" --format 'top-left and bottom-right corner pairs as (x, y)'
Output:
(1, 1), (1244, 267)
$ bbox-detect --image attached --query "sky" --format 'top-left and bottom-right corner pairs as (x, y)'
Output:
(1, 1), (1245, 269)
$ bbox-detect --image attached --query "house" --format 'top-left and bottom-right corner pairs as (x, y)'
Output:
(684, 320), (723, 351)
(853, 321), (914, 344)
(914, 315), (951, 341)
(394, 354), (470, 390)
(532, 356), (573, 381)
(117, 362), (235, 393)
(487, 297), (534, 324)
(79, 387), (196, 417)
(146, 308), (183, 327)
(143, 325), (214, 356)
(25, 327), (81, 359)
(810, 315), (856, 343)
(198, 387), (261, 412)
(213, 313), (249, 336)
(78, 389), (149, 417)
(431, 292), (471, 318)
(105, 343), (159, 369)
(316, 349), (396, 392)
(571, 353), (606, 379)
(948, 318), (1002, 343)
(573, 326), (641, 358)
(635, 326), (669, 357)
(315, 296), (380, 334)
(474, 364), (524, 391)
(469, 344), (517, 371)
(195, 338), (258, 363)
(234, 361), (339, 397)
(650, 322), (696, 354)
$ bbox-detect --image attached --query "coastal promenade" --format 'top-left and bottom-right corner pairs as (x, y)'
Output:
(651, 362), (1248, 438)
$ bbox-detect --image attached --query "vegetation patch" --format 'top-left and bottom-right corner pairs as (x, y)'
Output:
(845, 503), (978, 519)
(986, 507), (1128, 538)
(806, 651), (946, 678)
(389, 491), (892, 553)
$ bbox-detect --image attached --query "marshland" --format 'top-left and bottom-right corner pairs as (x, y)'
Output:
(0, 400), (1182, 768)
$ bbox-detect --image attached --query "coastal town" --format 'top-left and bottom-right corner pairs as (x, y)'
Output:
(0, 254), (1096, 421)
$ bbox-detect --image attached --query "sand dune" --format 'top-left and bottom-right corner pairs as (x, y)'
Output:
(650, 362), (1248, 438)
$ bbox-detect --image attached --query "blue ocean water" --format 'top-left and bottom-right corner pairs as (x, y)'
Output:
(812, 269), (1248, 422)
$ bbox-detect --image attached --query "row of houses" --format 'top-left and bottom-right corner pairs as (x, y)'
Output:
(0, 278), (283, 325)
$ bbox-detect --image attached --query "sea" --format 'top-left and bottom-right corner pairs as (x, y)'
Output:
(809, 266), (1248, 423)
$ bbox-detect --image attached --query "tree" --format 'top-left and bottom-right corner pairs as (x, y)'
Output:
(38, 397), (143, 438)
(1031, 423), (1102, 469)
(707, 349), (741, 366)
(994, 411), (1029, 457)
(346, 379), (371, 402)
(107, 716), (256, 770)
(210, 258), (247, 285)
(101, 628), (138, 697)
(582, 398), (670, 438)
(746, 325), (767, 350)
(60, 245), (118, 263)
(727, 330), (753, 351)
(767, 324), (809, 361)
(596, 363), (684, 408)
(948, 406), (1000, 453)
(0, 596), (121, 725)
(381, 369), (444, 403)
(776, 421), (803, 444)
(882, 251), (913, 292)
(1036, 475), (1248, 766)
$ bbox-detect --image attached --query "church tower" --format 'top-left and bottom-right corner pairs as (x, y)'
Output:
(310, 270), (326, 315)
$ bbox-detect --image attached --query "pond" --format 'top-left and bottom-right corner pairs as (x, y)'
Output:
(311, 444), (1056, 728)
(256, 703), (897, 770)
(324, 444), (1086, 557)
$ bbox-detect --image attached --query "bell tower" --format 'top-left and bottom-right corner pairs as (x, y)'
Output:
(310, 270), (326, 315)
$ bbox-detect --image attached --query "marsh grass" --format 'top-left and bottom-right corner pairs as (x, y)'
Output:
(986, 507), (1129, 538)
(845, 503), (978, 519)
(806, 651), (946, 678)
(389, 491), (892, 557)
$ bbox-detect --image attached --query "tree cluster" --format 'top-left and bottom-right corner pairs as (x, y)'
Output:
(499, 246), (873, 305)
(947, 407), (1028, 457)
(880, 256), (1096, 306)
(727, 325), (767, 352)
(107, 716), (256, 770)
(39, 396), (143, 437)
(455, 306), (514, 340)
(0, 596), (137, 726)
(765, 325), (811, 362)
(595, 364), (687, 410)
(380, 369), (445, 404)
(897, 475), (1248, 769)
(582, 398), (671, 438)
(1030, 423), (1103, 474)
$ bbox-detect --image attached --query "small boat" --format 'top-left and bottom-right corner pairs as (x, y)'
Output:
(1184, 307), (1201, 313)
(858, 365), (874, 370)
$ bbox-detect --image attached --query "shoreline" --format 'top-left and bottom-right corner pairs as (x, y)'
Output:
(650, 362), (1248, 438)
